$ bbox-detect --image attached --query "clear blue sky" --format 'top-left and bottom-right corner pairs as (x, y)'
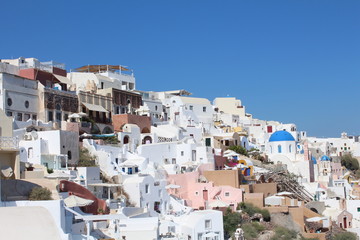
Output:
(1, 1), (359, 137)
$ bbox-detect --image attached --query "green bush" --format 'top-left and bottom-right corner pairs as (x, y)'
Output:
(332, 232), (357, 240)
(242, 222), (265, 240)
(29, 187), (52, 200)
(341, 154), (359, 171)
(237, 202), (271, 222)
(229, 145), (248, 156)
(270, 226), (297, 240)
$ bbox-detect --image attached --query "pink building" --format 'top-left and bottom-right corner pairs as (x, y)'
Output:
(167, 166), (243, 210)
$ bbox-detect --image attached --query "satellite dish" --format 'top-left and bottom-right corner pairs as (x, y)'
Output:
(1, 166), (14, 178)
(31, 131), (38, 140)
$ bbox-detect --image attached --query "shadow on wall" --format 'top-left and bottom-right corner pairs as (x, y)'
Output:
(1, 179), (41, 201)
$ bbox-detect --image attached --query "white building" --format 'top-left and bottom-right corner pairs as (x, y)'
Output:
(19, 130), (79, 168)
(0, 72), (39, 121)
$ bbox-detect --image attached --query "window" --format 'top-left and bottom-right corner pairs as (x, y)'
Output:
(357, 207), (360, 212)
(7, 98), (12, 106)
(16, 113), (22, 121)
(25, 100), (29, 108)
(172, 158), (176, 164)
(278, 145), (282, 153)
(32, 114), (37, 120)
(56, 112), (62, 121)
(205, 138), (211, 147)
(203, 107), (206, 112)
(155, 105), (158, 111)
(24, 114), (31, 121)
(205, 220), (211, 229)
(289, 145), (292, 153)
(67, 151), (72, 160)
(225, 192), (230, 197)
(189, 105), (193, 110)
(6, 111), (13, 117)
(181, 151), (184, 156)
(145, 184), (149, 194)
(48, 111), (53, 121)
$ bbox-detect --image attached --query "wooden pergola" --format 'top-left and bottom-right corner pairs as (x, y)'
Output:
(74, 64), (129, 73)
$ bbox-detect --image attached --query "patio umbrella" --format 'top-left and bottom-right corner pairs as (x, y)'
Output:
(306, 217), (326, 222)
(202, 232), (218, 238)
(64, 195), (94, 208)
(78, 112), (88, 117)
(276, 191), (293, 196)
(68, 113), (81, 119)
(209, 200), (229, 208)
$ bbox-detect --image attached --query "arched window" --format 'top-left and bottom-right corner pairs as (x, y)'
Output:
(270, 146), (272, 153)
(123, 135), (129, 144)
(67, 151), (72, 160)
(289, 145), (292, 153)
(278, 145), (282, 153)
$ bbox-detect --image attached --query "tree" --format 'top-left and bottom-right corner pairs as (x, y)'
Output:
(29, 187), (52, 200)
(341, 154), (359, 171)
(223, 208), (242, 238)
(78, 148), (97, 167)
(229, 145), (248, 156)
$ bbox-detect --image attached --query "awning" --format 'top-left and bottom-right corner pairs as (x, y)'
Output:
(82, 102), (108, 113)
(54, 74), (73, 85)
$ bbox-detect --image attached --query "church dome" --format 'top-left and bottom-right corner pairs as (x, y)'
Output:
(269, 130), (295, 142)
(321, 155), (330, 161)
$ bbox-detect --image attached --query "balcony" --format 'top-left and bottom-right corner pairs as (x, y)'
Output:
(0, 137), (19, 150)
(19, 60), (65, 72)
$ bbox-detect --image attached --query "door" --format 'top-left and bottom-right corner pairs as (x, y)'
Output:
(203, 190), (208, 201)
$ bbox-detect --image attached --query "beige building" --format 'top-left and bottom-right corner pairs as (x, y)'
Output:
(0, 109), (20, 201)
(0, 109), (20, 179)
(213, 97), (246, 118)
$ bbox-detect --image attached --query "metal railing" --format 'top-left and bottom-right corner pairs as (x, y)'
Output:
(0, 137), (19, 150)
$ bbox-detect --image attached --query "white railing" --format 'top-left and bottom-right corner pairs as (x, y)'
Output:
(0, 137), (19, 149)
(19, 61), (65, 72)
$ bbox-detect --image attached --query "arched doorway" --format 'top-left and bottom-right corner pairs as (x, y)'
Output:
(142, 136), (152, 144)
(102, 126), (113, 134)
(123, 135), (129, 144)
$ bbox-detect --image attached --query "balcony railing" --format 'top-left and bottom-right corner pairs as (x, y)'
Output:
(19, 61), (65, 71)
(0, 137), (19, 150)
